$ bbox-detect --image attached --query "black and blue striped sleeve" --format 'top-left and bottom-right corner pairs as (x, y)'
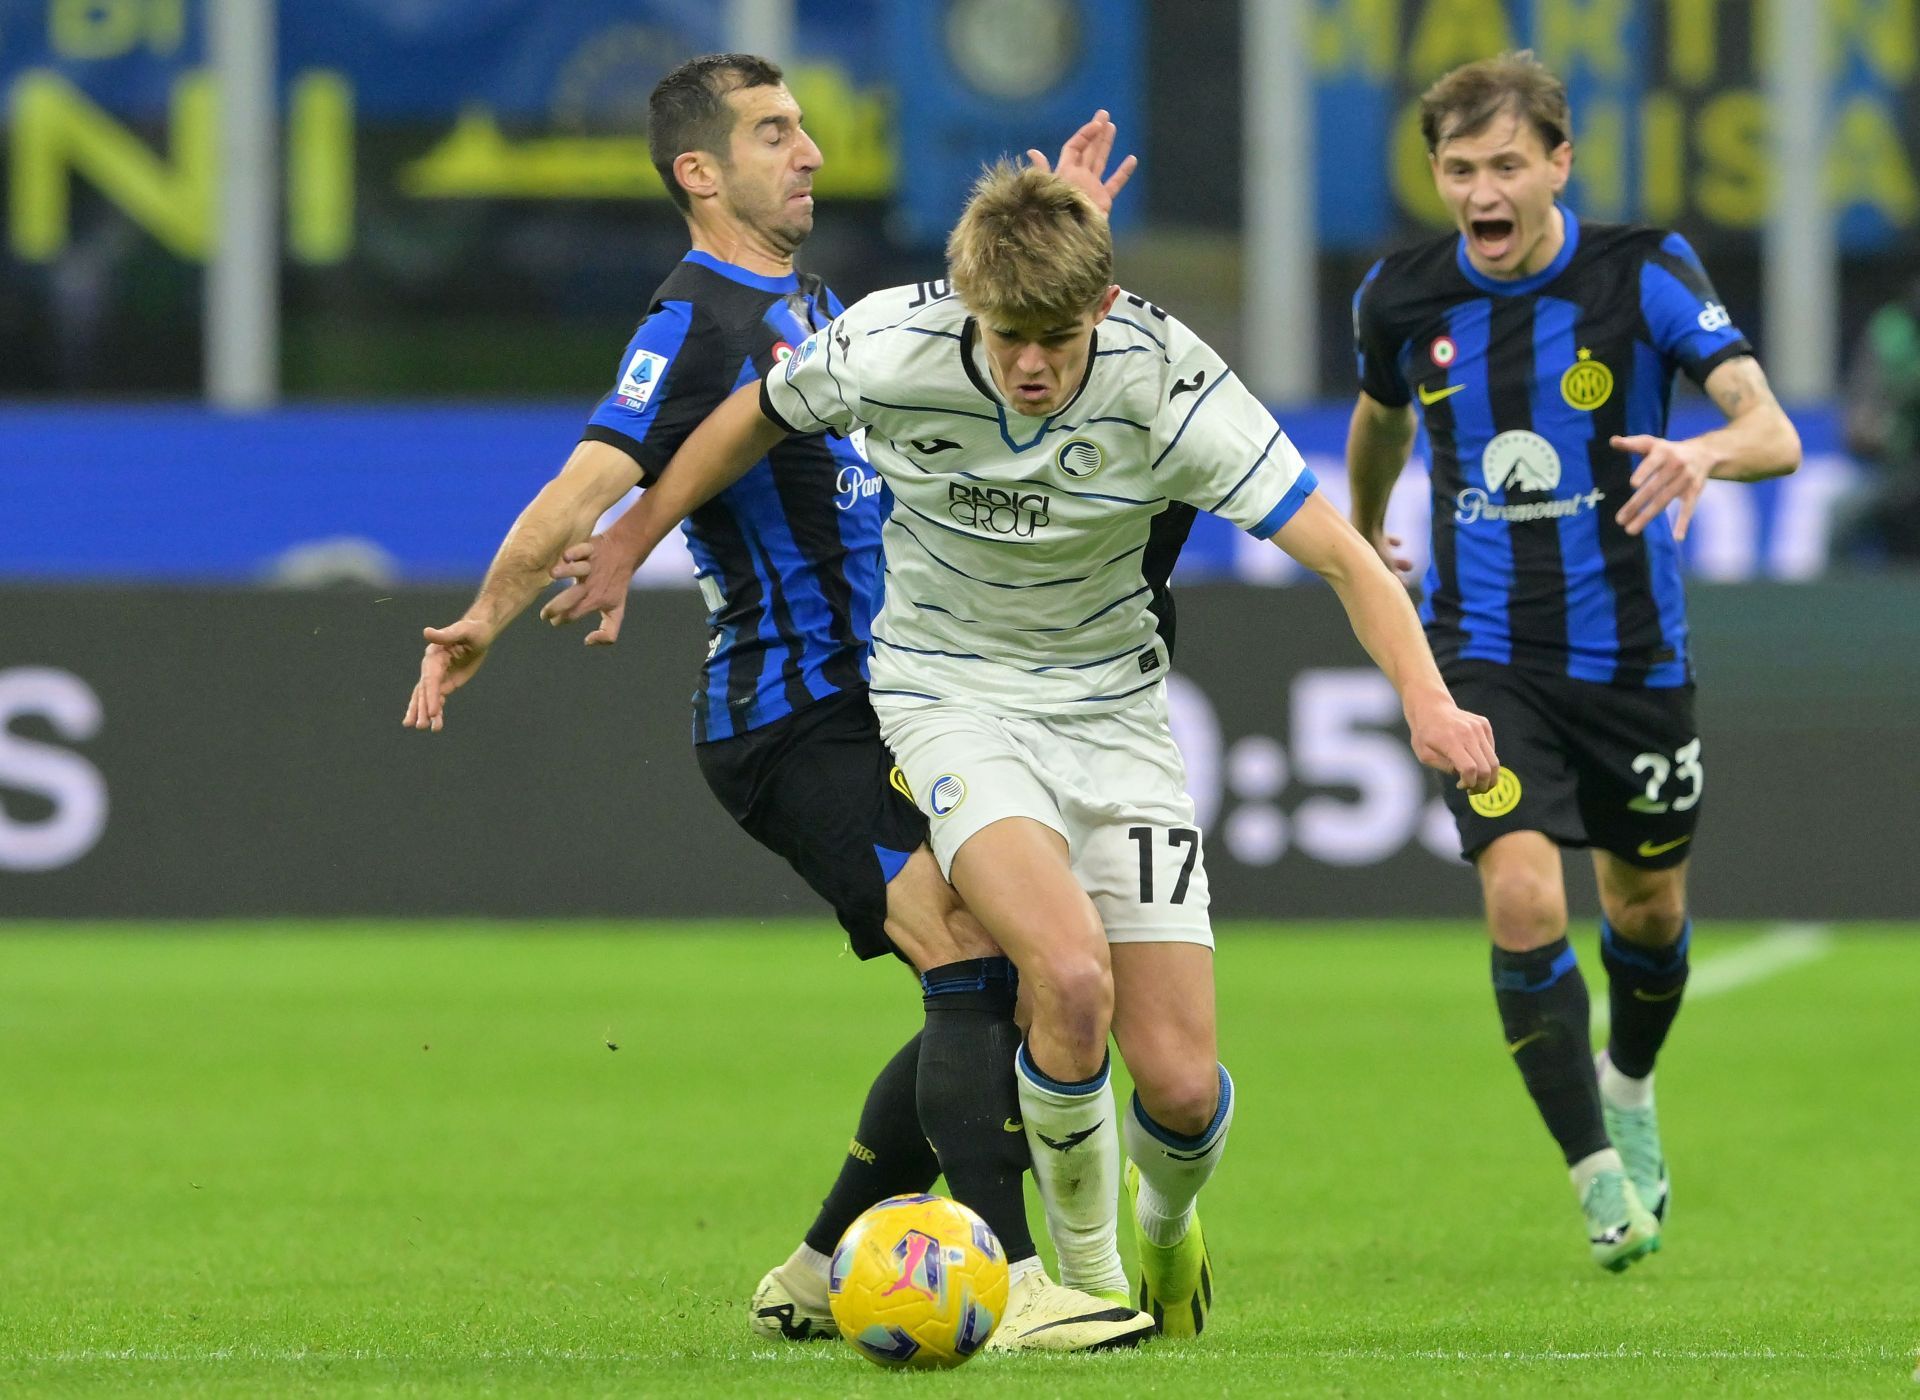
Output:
(580, 300), (731, 484)
(1640, 233), (1754, 388)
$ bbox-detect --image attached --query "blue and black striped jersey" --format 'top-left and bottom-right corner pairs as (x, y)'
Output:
(1354, 208), (1753, 687)
(582, 251), (884, 743)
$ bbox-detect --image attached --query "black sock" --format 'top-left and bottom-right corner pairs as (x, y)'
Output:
(1601, 918), (1691, 1079)
(1491, 938), (1609, 1165)
(802, 1032), (940, 1256)
(916, 958), (1037, 1261)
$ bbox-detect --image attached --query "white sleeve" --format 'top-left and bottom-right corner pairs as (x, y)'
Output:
(1149, 320), (1317, 539)
(762, 304), (867, 436)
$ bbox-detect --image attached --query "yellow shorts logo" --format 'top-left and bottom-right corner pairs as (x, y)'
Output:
(887, 765), (914, 803)
(1469, 766), (1524, 818)
(1560, 348), (1613, 411)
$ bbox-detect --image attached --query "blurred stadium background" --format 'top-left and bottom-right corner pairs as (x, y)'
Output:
(3, 1), (1918, 1393)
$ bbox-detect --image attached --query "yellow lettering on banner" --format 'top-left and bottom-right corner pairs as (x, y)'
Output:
(1827, 0), (1916, 82)
(1406, 0), (1514, 79)
(1392, 98), (1453, 226)
(1312, 0), (1397, 78)
(1694, 90), (1768, 226)
(1665, 0), (1722, 88)
(50, 0), (184, 60)
(1575, 98), (1624, 218)
(1827, 95), (1920, 223)
(1535, 0), (1632, 80)
(1639, 91), (1685, 223)
(288, 72), (354, 265)
(10, 68), (213, 260)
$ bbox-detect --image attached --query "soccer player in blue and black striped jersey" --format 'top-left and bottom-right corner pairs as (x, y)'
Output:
(405, 56), (1152, 1349)
(1347, 52), (1800, 1272)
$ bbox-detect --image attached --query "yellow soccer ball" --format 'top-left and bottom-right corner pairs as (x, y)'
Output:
(828, 1193), (1010, 1369)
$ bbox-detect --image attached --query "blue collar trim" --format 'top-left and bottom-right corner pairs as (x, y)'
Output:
(684, 249), (800, 294)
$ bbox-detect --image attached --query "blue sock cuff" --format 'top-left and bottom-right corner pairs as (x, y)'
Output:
(919, 956), (1017, 998)
(1601, 918), (1690, 971)
(1131, 1064), (1233, 1152)
(1016, 1041), (1108, 1096)
(1491, 939), (1579, 992)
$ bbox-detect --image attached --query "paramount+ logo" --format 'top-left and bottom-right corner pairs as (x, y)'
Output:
(948, 483), (1051, 537)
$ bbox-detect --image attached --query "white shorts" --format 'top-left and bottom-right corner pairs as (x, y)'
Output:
(874, 690), (1213, 947)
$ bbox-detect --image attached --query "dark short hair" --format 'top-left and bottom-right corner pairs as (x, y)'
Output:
(648, 53), (785, 212)
(1419, 50), (1571, 156)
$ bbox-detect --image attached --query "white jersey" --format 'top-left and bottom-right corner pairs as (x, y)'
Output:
(761, 282), (1317, 714)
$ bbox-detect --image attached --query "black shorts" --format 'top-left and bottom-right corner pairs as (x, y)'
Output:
(1440, 660), (1704, 869)
(695, 687), (930, 959)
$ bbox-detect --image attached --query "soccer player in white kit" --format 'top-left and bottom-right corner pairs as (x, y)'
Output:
(551, 162), (1498, 1338)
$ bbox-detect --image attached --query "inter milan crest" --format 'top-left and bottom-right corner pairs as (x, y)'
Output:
(1560, 348), (1613, 411)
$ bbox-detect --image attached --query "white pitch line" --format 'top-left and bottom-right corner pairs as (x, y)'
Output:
(1592, 921), (1833, 1034)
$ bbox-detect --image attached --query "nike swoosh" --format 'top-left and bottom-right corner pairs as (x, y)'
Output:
(1002, 1118), (1024, 1133)
(1636, 835), (1692, 858)
(1507, 1030), (1547, 1054)
(1417, 382), (1464, 406)
(1632, 985), (1686, 1003)
(1020, 1306), (1147, 1337)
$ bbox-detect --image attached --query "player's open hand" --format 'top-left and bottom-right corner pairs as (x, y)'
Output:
(1406, 691), (1499, 793)
(1029, 109), (1137, 217)
(1612, 433), (1713, 540)
(541, 535), (633, 645)
(403, 618), (494, 732)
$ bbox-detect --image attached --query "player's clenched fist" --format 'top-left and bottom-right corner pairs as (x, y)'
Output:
(1406, 692), (1499, 793)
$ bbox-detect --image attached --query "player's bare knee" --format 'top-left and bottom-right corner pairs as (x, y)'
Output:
(1482, 871), (1566, 950)
(1604, 887), (1687, 947)
(1133, 1062), (1219, 1138)
(1029, 950), (1113, 1060)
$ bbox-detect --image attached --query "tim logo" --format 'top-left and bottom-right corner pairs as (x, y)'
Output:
(948, 483), (1050, 537)
(929, 774), (966, 816)
(835, 464), (883, 511)
(1481, 429), (1563, 492)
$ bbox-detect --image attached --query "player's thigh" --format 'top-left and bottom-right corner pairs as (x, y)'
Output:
(883, 844), (999, 967)
(1109, 941), (1218, 1131)
(1566, 679), (1705, 874)
(695, 690), (928, 963)
(877, 701), (1108, 986)
(1439, 661), (1586, 863)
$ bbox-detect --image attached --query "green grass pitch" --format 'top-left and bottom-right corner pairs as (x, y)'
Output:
(2, 922), (1914, 1396)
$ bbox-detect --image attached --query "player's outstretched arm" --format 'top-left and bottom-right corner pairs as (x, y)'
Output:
(1614, 354), (1801, 539)
(1273, 492), (1499, 793)
(1027, 108), (1136, 216)
(1346, 391), (1419, 578)
(541, 380), (790, 630)
(403, 440), (640, 731)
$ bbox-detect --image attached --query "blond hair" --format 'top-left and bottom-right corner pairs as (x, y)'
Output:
(1420, 50), (1571, 155)
(946, 161), (1113, 326)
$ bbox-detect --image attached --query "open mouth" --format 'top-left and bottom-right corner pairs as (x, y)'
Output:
(1470, 217), (1516, 258)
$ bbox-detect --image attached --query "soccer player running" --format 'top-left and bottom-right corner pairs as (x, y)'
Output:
(1346, 52), (1800, 1270)
(549, 161), (1498, 1338)
(403, 55), (1153, 1352)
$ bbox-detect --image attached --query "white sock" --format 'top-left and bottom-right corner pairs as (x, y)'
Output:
(1122, 1064), (1234, 1247)
(792, 1243), (830, 1281)
(1569, 1146), (1627, 1200)
(1597, 1050), (1655, 1110)
(1015, 1042), (1126, 1295)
